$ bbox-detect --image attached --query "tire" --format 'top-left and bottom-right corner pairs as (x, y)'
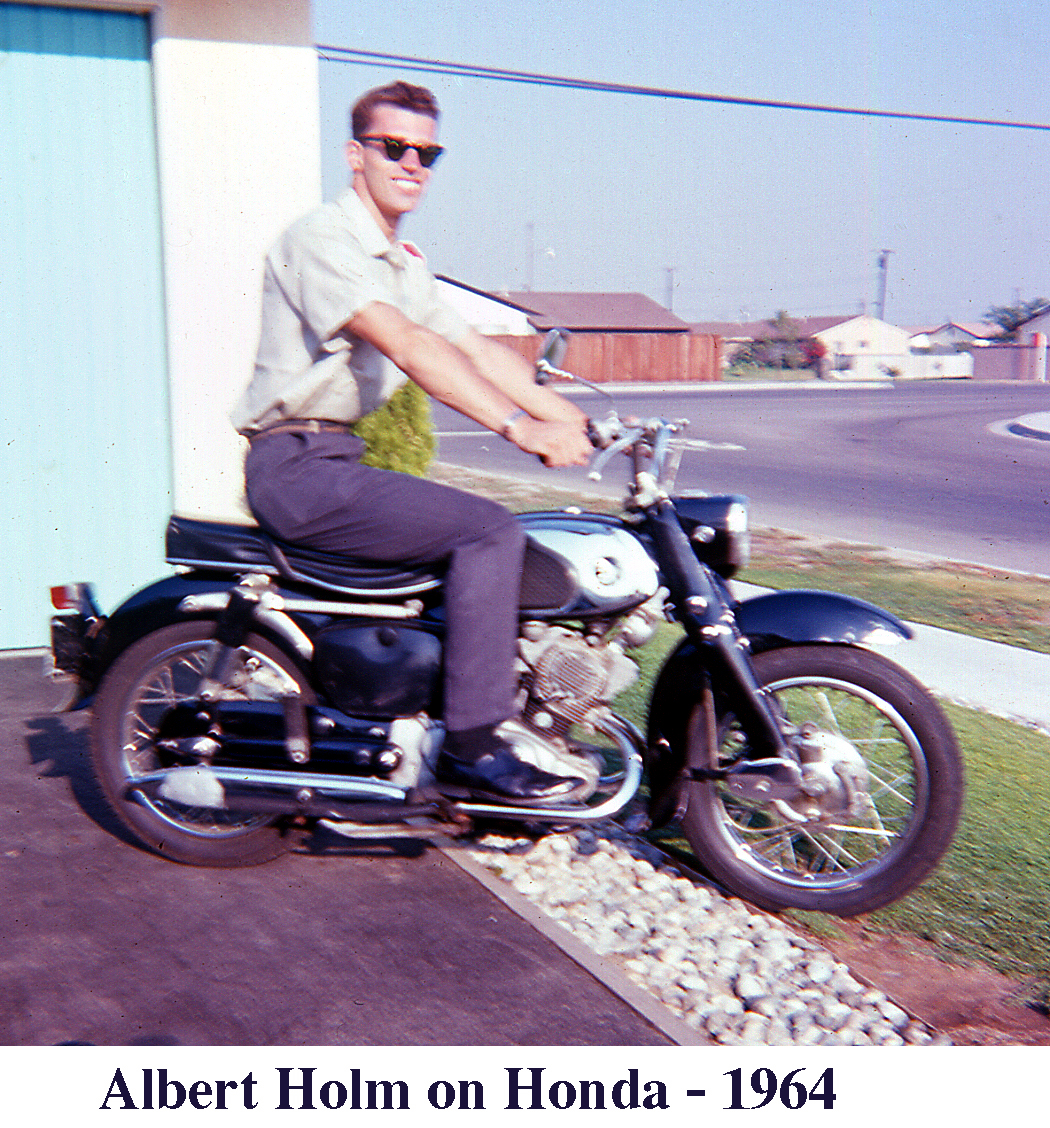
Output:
(91, 621), (314, 866)
(679, 645), (963, 916)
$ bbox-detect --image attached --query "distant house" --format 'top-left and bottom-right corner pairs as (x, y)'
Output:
(910, 322), (1000, 350)
(435, 287), (718, 383)
(812, 315), (913, 376)
(494, 290), (693, 333)
(435, 276), (534, 336)
(693, 313), (972, 379)
(691, 315), (854, 370)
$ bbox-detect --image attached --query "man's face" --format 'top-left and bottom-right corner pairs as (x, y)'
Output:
(347, 105), (439, 235)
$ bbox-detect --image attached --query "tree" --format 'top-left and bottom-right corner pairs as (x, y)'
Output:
(982, 297), (1050, 341)
(730, 311), (818, 371)
(769, 310), (801, 342)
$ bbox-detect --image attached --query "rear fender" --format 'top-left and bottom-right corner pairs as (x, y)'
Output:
(77, 574), (261, 699)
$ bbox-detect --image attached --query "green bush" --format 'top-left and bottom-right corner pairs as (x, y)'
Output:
(350, 379), (435, 476)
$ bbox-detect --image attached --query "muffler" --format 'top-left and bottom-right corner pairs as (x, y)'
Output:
(133, 764), (422, 821)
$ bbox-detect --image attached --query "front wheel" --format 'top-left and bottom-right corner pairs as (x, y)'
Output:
(91, 621), (313, 866)
(680, 645), (963, 915)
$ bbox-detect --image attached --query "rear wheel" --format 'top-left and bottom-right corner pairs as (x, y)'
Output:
(679, 645), (963, 915)
(91, 621), (313, 866)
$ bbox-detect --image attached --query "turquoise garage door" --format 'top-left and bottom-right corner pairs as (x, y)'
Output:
(0, 4), (172, 649)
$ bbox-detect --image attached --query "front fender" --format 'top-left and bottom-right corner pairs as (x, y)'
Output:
(735, 589), (912, 652)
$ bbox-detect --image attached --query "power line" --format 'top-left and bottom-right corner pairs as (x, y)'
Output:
(316, 45), (1050, 133)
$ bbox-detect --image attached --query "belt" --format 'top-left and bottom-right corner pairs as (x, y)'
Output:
(247, 419), (353, 442)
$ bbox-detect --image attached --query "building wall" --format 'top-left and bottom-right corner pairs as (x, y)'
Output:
(2, 0), (320, 648)
(1, 2), (173, 648)
(435, 280), (533, 336)
(814, 314), (912, 359)
(152, 28), (321, 521)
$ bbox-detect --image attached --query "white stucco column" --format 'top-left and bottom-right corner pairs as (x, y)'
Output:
(152, 34), (322, 520)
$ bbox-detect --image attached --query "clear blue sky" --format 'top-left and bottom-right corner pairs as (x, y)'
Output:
(313, 0), (1049, 328)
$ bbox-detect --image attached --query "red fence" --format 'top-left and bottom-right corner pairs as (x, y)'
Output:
(489, 332), (722, 383)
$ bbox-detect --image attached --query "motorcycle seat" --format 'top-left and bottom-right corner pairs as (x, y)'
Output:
(164, 516), (444, 598)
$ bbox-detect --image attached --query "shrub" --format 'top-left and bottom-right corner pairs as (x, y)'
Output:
(349, 380), (435, 476)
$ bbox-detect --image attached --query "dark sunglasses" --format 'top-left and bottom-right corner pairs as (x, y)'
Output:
(359, 135), (444, 168)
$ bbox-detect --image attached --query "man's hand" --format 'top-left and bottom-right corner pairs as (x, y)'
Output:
(506, 416), (593, 468)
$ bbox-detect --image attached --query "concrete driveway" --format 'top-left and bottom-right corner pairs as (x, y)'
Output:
(0, 654), (670, 1047)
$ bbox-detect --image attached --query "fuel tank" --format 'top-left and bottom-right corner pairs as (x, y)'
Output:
(517, 511), (660, 619)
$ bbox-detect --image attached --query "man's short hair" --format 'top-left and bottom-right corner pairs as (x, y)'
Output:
(351, 82), (440, 139)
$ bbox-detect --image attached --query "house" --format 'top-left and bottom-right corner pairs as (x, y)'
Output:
(691, 315), (855, 370)
(493, 291), (694, 333)
(485, 290), (720, 383)
(812, 315), (914, 377)
(693, 313), (973, 379)
(910, 322), (1000, 350)
(2, 0), (321, 648)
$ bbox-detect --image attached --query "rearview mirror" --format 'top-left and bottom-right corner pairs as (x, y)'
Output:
(540, 328), (569, 370)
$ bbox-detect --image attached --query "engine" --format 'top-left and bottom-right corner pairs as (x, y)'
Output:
(514, 589), (666, 740)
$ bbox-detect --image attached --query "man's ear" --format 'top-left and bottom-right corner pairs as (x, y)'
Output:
(345, 138), (364, 174)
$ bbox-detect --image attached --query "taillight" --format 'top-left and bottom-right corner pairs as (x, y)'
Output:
(51, 583), (89, 611)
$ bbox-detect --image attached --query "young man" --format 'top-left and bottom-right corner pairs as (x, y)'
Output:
(231, 81), (594, 804)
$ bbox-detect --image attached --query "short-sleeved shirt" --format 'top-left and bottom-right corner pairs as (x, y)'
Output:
(231, 189), (470, 435)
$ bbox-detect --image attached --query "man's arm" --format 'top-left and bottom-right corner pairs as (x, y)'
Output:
(453, 328), (586, 424)
(347, 302), (592, 467)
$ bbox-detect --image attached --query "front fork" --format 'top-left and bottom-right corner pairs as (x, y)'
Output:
(646, 502), (797, 769)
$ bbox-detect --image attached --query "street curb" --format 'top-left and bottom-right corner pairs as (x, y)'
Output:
(1007, 412), (1050, 441)
(555, 379), (894, 395)
(439, 842), (711, 1046)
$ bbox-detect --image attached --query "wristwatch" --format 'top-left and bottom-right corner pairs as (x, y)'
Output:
(500, 409), (528, 441)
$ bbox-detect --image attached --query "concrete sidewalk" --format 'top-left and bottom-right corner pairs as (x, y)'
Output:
(873, 621), (1050, 735)
(734, 580), (1050, 736)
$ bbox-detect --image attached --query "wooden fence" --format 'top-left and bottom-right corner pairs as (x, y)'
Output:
(971, 339), (1048, 382)
(489, 332), (722, 383)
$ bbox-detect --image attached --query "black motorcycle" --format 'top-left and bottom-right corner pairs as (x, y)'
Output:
(48, 332), (962, 916)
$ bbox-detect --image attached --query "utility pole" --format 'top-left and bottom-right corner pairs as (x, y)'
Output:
(525, 222), (534, 292)
(665, 266), (675, 313)
(875, 250), (892, 321)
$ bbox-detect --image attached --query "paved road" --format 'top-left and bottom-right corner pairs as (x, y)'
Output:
(433, 380), (1050, 575)
(0, 654), (671, 1047)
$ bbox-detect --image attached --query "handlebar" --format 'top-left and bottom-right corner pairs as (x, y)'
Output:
(536, 329), (687, 497)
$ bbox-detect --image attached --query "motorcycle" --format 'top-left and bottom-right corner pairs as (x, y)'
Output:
(47, 331), (963, 916)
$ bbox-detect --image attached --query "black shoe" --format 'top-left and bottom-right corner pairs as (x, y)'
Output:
(436, 745), (586, 807)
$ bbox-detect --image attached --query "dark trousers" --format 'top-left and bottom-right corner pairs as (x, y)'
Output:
(244, 430), (526, 732)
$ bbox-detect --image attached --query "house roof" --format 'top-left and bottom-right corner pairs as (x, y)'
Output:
(690, 315), (853, 339)
(493, 290), (691, 332)
(915, 321), (1001, 340)
(1016, 304), (1050, 329)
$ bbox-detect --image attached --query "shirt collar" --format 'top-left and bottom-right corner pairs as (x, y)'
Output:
(337, 189), (415, 266)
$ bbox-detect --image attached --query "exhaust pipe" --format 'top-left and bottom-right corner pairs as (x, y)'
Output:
(131, 764), (413, 818)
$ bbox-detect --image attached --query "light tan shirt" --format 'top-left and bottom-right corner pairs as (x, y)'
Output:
(231, 190), (470, 434)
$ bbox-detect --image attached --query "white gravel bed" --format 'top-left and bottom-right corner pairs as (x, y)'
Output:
(469, 827), (949, 1047)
